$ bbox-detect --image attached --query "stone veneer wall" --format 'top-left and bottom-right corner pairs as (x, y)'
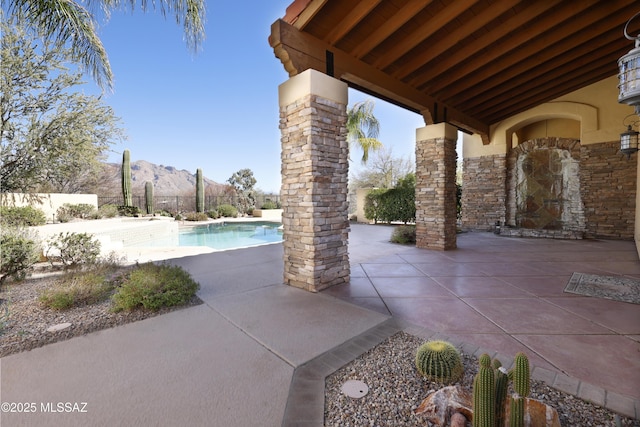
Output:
(415, 132), (457, 250)
(461, 154), (506, 231)
(580, 141), (636, 239)
(279, 93), (350, 292)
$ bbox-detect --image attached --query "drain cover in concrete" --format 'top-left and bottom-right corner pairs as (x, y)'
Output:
(341, 380), (369, 398)
(47, 322), (71, 332)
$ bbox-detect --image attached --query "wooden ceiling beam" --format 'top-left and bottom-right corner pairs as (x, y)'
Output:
(323, 0), (382, 45)
(288, 0), (328, 30)
(349, 0), (433, 59)
(454, 29), (622, 113)
(411, 0), (597, 90)
(371, 0), (482, 70)
(269, 18), (489, 141)
(393, 0), (522, 81)
(426, 0), (626, 96)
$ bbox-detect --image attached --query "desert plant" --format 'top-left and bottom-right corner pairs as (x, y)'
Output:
(112, 263), (199, 312)
(206, 210), (219, 219)
(0, 206), (47, 227)
(117, 205), (141, 217)
(196, 168), (204, 213)
(217, 204), (238, 218)
(145, 181), (154, 215)
(184, 212), (208, 221)
(121, 149), (132, 206)
(415, 340), (464, 384)
(0, 227), (40, 286)
(46, 232), (101, 267)
(98, 204), (119, 218)
(509, 352), (530, 427)
(261, 200), (278, 210)
(493, 359), (509, 427)
(56, 203), (97, 222)
(39, 269), (116, 310)
(391, 225), (416, 244)
(473, 353), (496, 427)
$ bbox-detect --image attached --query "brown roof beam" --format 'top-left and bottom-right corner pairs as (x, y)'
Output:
(324, 0), (382, 45)
(371, 0), (482, 70)
(349, 0), (433, 59)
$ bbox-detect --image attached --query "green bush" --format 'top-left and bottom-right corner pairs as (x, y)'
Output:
(0, 227), (40, 285)
(184, 212), (209, 221)
(112, 263), (199, 312)
(206, 210), (219, 219)
(117, 205), (141, 217)
(0, 206), (47, 227)
(217, 204), (238, 218)
(363, 181), (415, 224)
(46, 232), (101, 267)
(98, 204), (119, 218)
(261, 200), (278, 209)
(39, 269), (116, 310)
(391, 225), (416, 244)
(56, 203), (97, 222)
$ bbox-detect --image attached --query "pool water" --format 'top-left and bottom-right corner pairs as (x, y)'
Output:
(179, 221), (283, 250)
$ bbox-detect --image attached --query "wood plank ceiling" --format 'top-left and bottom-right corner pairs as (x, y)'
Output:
(269, 0), (640, 143)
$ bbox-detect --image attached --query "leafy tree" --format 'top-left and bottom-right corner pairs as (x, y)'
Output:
(0, 18), (125, 193)
(227, 168), (257, 214)
(4, 0), (206, 90)
(347, 100), (383, 164)
(350, 148), (413, 189)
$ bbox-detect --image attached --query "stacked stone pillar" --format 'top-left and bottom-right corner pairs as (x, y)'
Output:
(278, 69), (350, 292)
(415, 123), (458, 250)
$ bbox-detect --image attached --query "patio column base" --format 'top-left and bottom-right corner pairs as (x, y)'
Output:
(278, 69), (350, 292)
(415, 123), (458, 250)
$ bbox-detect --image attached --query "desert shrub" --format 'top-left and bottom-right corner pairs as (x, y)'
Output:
(0, 206), (47, 227)
(261, 200), (278, 210)
(174, 213), (183, 221)
(56, 203), (97, 222)
(206, 210), (219, 219)
(0, 227), (41, 285)
(217, 204), (238, 218)
(46, 232), (101, 267)
(117, 205), (141, 217)
(98, 204), (119, 218)
(391, 225), (416, 244)
(39, 269), (116, 310)
(184, 212), (209, 221)
(112, 263), (199, 312)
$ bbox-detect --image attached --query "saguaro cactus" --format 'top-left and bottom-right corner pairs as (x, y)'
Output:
(121, 149), (132, 207)
(145, 181), (154, 215)
(473, 353), (496, 427)
(493, 359), (509, 427)
(196, 168), (204, 213)
(509, 352), (530, 427)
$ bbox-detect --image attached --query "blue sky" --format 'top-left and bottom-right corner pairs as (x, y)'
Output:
(90, 1), (425, 193)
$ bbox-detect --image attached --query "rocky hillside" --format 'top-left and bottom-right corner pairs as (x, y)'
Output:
(101, 160), (226, 195)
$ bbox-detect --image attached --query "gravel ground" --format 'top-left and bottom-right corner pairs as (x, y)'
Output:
(325, 332), (639, 427)
(0, 267), (202, 358)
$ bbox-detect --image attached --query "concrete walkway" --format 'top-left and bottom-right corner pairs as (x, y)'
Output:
(1, 224), (639, 426)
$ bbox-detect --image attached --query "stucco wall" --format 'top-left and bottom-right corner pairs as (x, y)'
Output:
(1, 193), (98, 223)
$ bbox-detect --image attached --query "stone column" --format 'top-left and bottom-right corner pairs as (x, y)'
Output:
(415, 123), (458, 250)
(278, 69), (350, 292)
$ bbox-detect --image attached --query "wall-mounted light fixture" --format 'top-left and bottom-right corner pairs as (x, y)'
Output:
(618, 11), (640, 114)
(621, 114), (639, 158)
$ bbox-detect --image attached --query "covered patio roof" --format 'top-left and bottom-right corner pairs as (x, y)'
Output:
(269, 0), (639, 143)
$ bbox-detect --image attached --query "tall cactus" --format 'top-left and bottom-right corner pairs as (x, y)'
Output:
(509, 352), (530, 427)
(473, 353), (496, 427)
(493, 359), (509, 427)
(145, 181), (154, 215)
(196, 168), (204, 213)
(121, 149), (132, 207)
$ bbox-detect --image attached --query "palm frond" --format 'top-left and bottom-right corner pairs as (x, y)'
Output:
(347, 100), (383, 164)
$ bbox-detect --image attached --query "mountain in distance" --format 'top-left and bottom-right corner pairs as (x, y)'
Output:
(101, 160), (226, 195)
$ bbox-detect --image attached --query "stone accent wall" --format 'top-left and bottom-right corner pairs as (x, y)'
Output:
(279, 94), (350, 292)
(415, 134), (457, 250)
(461, 154), (506, 231)
(580, 141), (636, 239)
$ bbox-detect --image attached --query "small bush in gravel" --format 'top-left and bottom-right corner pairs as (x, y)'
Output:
(217, 204), (238, 218)
(0, 227), (41, 286)
(46, 232), (101, 268)
(112, 263), (199, 312)
(0, 206), (47, 227)
(56, 204), (97, 222)
(391, 225), (416, 244)
(184, 212), (209, 221)
(39, 269), (116, 310)
(98, 204), (119, 218)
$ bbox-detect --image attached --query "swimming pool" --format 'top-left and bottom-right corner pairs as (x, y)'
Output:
(179, 221), (283, 250)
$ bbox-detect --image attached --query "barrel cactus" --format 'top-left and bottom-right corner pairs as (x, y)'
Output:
(196, 168), (204, 213)
(121, 149), (132, 207)
(473, 353), (496, 427)
(145, 181), (154, 215)
(415, 340), (464, 384)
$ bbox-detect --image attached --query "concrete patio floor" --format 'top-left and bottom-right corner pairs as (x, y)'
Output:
(1, 223), (638, 425)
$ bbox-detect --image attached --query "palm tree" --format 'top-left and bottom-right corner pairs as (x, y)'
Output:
(347, 100), (383, 164)
(5, 0), (205, 91)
